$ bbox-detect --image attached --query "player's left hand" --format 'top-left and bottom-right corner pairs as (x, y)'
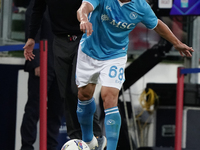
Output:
(174, 43), (194, 57)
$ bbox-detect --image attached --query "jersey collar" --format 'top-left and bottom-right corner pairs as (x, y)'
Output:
(117, 0), (133, 7)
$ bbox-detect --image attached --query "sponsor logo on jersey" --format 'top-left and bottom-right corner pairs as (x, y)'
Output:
(109, 19), (135, 29)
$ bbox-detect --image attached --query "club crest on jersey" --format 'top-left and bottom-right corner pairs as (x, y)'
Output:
(130, 12), (138, 19)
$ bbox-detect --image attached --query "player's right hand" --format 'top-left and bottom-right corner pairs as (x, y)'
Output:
(80, 20), (93, 37)
(23, 38), (35, 61)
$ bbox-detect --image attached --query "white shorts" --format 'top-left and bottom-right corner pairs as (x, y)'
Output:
(76, 45), (127, 90)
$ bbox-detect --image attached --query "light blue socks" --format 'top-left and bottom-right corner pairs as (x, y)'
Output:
(104, 106), (121, 150)
(76, 97), (96, 142)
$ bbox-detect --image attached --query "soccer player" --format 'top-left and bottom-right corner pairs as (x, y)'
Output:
(76, 0), (194, 150)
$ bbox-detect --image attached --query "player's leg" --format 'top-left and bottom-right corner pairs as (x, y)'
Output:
(101, 87), (121, 150)
(99, 55), (127, 150)
(76, 47), (102, 149)
(77, 84), (107, 150)
(77, 84), (96, 143)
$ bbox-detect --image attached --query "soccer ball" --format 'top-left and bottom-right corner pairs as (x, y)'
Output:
(61, 139), (90, 150)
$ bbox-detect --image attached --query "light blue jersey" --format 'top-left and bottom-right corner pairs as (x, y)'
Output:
(81, 0), (158, 60)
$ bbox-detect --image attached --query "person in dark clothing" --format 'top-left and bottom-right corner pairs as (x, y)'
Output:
(20, 1), (64, 150)
(23, 0), (106, 150)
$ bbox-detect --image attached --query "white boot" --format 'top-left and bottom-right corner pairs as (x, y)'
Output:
(86, 136), (98, 150)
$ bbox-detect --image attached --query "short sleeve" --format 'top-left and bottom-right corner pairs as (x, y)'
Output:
(83, 0), (100, 10)
(141, 2), (158, 29)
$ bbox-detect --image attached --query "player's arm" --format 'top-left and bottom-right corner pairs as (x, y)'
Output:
(77, 2), (94, 36)
(154, 19), (194, 57)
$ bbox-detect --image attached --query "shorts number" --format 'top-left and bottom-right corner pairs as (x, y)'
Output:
(109, 66), (124, 81)
(118, 68), (124, 80)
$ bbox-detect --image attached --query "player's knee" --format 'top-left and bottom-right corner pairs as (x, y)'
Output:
(78, 90), (93, 100)
(101, 93), (118, 109)
(101, 88), (118, 101)
(78, 84), (96, 100)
